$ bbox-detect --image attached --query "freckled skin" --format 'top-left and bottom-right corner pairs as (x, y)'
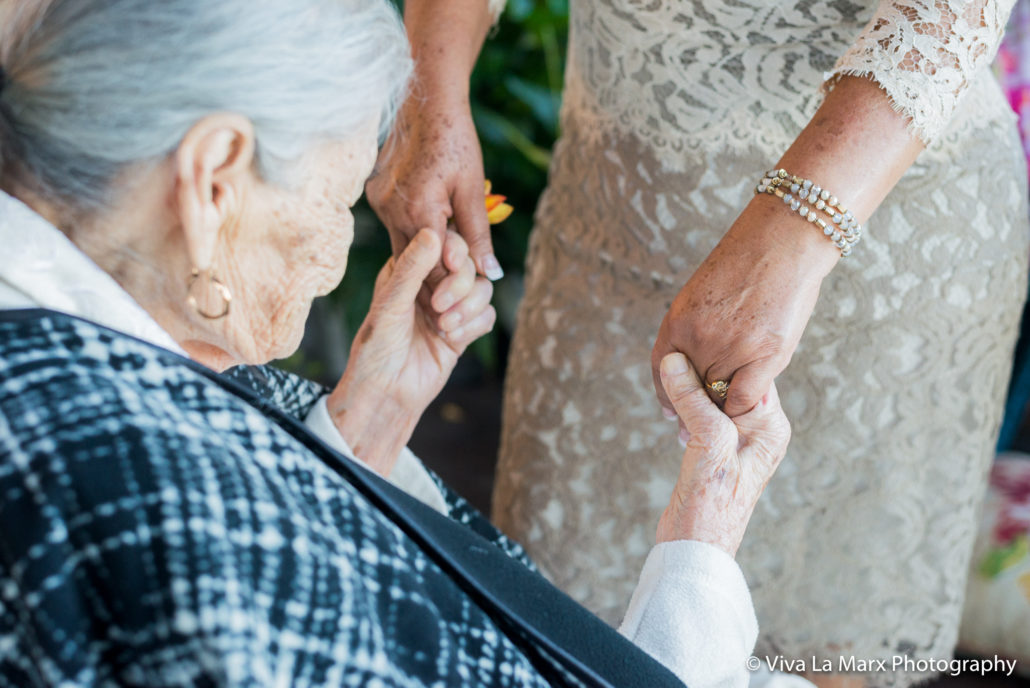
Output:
(651, 76), (924, 428)
(366, 0), (495, 284)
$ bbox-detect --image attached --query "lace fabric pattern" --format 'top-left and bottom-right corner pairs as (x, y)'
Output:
(493, 2), (1030, 686)
(829, 0), (1018, 143)
(560, 0), (1016, 169)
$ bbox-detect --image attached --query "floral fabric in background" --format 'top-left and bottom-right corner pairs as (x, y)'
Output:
(997, 0), (1030, 172)
(959, 456), (1030, 671)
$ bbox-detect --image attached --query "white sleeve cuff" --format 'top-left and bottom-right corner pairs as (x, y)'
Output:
(618, 540), (759, 688)
(303, 395), (449, 515)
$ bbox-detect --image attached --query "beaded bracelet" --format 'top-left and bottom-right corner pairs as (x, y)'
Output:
(755, 169), (862, 257)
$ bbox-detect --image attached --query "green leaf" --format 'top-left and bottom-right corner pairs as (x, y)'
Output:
(546, 0), (568, 16)
(506, 0), (534, 21)
(472, 105), (552, 170)
(978, 534), (1029, 579)
(504, 75), (560, 132)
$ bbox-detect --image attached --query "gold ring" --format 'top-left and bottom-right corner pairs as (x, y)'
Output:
(706, 380), (730, 400)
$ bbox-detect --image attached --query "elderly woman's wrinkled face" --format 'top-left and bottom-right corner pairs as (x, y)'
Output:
(200, 121), (378, 365)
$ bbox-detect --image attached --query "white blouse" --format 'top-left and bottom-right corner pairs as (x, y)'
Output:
(0, 190), (812, 688)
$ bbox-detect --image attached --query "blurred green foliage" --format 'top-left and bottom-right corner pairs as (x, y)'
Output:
(317, 0), (569, 377)
(473, 0), (568, 274)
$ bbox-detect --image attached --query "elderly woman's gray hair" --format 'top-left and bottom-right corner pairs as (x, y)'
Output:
(0, 0), (411, 214)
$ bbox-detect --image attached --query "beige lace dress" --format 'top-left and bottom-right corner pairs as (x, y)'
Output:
(492, 2), (1030, 685)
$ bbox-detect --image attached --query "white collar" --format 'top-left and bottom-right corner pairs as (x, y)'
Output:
(0, 191), (186, 355)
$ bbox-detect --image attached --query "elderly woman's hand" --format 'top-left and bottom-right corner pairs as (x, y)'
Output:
(326, 228), (495, 474)
(655, 352), (791, 556)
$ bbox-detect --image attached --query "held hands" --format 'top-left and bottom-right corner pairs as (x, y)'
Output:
(651, 200), (838, 419)
(655, 353), (791, 556)
(366, 93), (501, 284)
(327, 228), (495, 475)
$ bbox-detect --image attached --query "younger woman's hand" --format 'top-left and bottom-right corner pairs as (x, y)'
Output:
(655, 352), (791, 556)
(327, 228), (496, 474)
(651, 199), (838, 421)
(367, 94), (500, 282)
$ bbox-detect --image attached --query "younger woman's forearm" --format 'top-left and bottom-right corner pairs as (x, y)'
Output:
(776, 75), (925, 224)
(402, 0), (493, 101)
(726, 75), (927, 280)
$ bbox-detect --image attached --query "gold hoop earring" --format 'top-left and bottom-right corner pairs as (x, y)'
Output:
(187, 268), (232, 320)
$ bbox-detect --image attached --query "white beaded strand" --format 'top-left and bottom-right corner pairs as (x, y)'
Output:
(755, 168), (862, 258)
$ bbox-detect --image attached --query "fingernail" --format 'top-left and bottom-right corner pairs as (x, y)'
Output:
(661, 407), (677, 420)
(483, 255), (504, 281)
(449, 326), (466, 340)
(436, 293), (455, 311)
(441, 312), (463, 330)
(661, 353), (689, 376)
(415, 228), (434, 246)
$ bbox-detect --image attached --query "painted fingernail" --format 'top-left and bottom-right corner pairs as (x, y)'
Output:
(483, 255), (504, 281)
(436, 293), (455, 311)
(662, 407), (677, 420)
(441, 312), (463, 331)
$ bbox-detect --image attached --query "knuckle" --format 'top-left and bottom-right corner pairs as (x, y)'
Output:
(405, 198), (446, 226)
(746, 331), (787, 363)
(670, 382), (702, 407)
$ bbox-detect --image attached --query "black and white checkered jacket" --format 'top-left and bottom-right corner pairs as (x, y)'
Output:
(0, 309), (683, 688)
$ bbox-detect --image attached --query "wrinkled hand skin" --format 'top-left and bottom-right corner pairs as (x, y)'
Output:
(651, 198), (838, 419)
(366, 92), (496, 286)
(326, 229), (496, 475)
(655, 353), (791, 557)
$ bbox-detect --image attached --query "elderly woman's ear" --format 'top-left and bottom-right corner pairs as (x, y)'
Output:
(174, 113), (257, 272)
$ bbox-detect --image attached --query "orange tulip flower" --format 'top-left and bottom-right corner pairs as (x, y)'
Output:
(484, 180), (513, 225)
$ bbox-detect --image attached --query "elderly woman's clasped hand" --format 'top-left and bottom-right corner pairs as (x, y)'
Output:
(656, 351), (791, 555)
(327, 227), (495, 475)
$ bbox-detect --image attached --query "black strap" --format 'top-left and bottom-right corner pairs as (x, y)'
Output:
(6, 310), (687, 688)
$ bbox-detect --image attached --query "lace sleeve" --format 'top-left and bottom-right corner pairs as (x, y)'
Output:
(825, 0), (1017, 144)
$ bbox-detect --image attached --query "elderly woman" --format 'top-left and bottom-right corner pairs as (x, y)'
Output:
(0, 1), (797, 687)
